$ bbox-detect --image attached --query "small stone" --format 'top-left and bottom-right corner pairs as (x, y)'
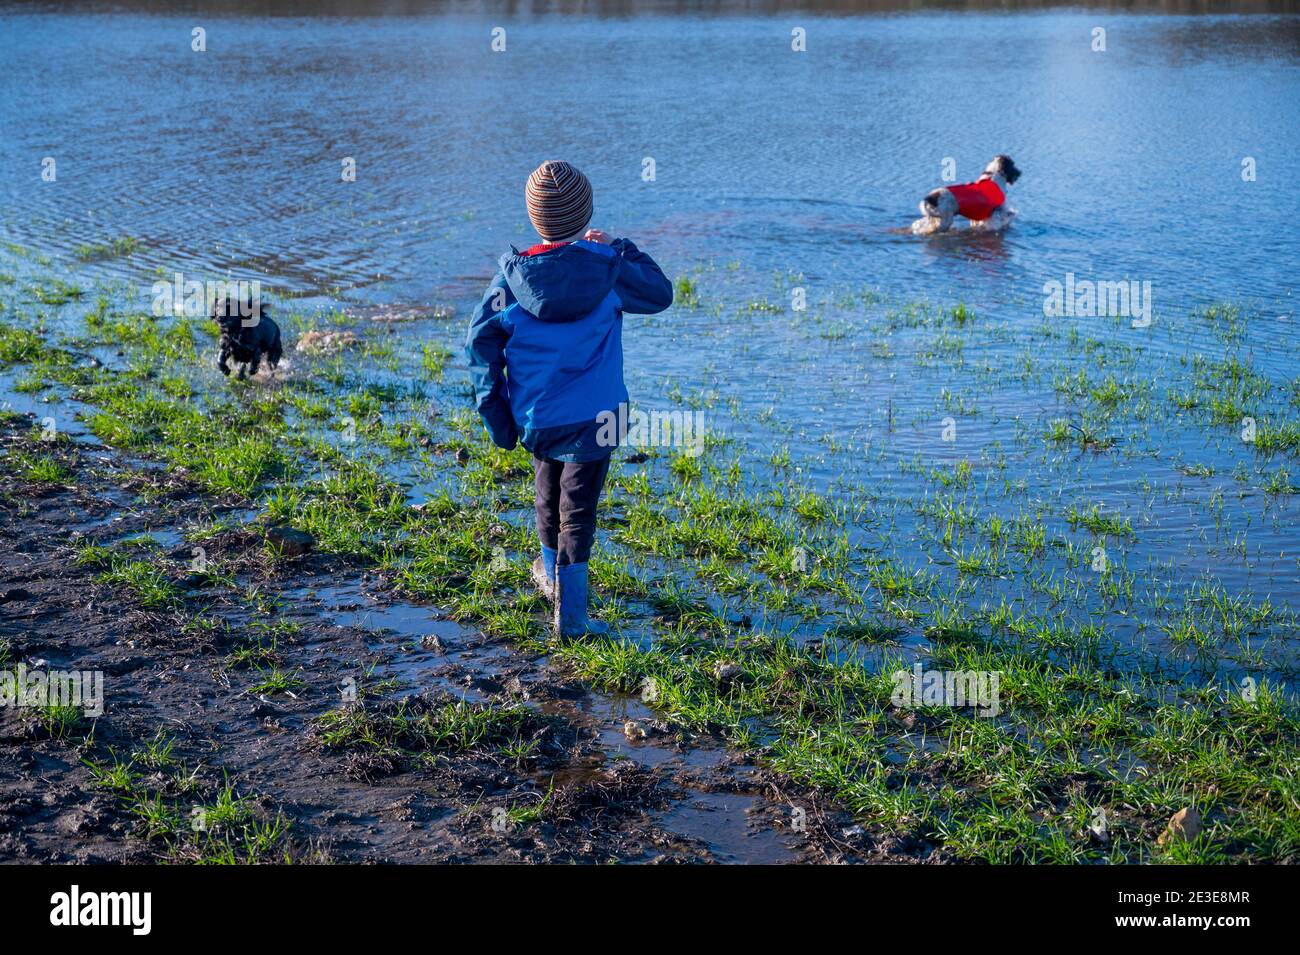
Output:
(266, 526), (314, 557)
(543, 682), (584, 700)
(712, 661), (744, 686)
(56, 810), (93, 834)
(639, 678), (660, 703)
(421, 634), (444, 652)
(295, 330), (358, 355)
(455, 448), (470, 466)
(623, 720), (649, 741)
(466, 675), (503, 694)
(1158, 807), (1202, 846)
(891, 708), (917, 730)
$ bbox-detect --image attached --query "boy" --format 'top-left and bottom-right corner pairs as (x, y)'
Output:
(466, 160), (673, 636)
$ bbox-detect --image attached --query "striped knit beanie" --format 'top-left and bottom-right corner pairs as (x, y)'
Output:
(525, 160), (593, 242)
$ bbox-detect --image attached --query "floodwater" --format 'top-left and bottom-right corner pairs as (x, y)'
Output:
(2, 3), (1299, 687)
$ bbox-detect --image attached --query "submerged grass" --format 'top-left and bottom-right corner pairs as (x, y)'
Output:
(2, 269), (1297, 865)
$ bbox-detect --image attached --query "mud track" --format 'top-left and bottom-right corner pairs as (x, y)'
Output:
(0, 414), (929, 864)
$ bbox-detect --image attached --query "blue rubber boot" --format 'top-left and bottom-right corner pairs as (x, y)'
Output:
(531, 544), (557, 601)
(555, 562), (609, 637)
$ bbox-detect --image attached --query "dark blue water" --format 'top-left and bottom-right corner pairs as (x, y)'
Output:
(2, 8), (1296, 310)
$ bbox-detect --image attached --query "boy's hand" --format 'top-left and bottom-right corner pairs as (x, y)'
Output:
(583, 229), (612, 244)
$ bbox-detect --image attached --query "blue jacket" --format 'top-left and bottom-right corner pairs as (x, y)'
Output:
(465, 237), (673, 461)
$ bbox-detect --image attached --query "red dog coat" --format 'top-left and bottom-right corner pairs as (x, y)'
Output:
(947, 179), (1005, 221)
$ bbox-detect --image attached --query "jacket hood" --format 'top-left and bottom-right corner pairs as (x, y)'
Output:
(500, 240), (620, 323)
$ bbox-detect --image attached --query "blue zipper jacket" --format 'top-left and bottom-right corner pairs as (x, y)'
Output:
(465, 237), (673, 462)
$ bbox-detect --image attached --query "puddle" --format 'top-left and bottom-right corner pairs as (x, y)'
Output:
(305, 584), (466, 643)
(284, 579), (800, 862)
(0, 374), (101, 446)
(281, 581), (504, 698)
(108, 528), (185, 549)
(540, 689), (801, 862)
(561, 692), (723, 771)
(658, 791), (801, 864)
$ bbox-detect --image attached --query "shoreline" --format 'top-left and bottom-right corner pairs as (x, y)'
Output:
(2, 251), (1296, 864)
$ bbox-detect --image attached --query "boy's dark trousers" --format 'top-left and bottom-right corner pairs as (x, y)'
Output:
(533, 455), (612, 566)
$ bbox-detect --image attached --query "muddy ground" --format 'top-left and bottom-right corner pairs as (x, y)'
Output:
(0, 413), (937, 864)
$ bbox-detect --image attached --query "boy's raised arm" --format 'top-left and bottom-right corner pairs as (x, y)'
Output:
(611, 237), (674, 314)
(464, 273), (519, 450)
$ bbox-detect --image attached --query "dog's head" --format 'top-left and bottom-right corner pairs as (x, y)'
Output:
(210, 292), (265, 336)
(984, 155), (1021, 185)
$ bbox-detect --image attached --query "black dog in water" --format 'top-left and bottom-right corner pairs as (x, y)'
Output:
(212, 292), (282, 379)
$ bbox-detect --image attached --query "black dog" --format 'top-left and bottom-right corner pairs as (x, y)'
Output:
(212, 292), (282, 379)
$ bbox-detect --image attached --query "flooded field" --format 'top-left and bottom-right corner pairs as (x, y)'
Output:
(2, 2), (1298, 864)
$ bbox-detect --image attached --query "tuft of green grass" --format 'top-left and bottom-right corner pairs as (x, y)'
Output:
(1255, 420), (1300, 455)
(674, 276), (700, 308)
(0, 324), (45, 365)
(5, 450), (72, 484)
(74, 235), (140, 261)
(1066, 504), (1136, 540)
(313, 697), (549, 771)
(38, 703), (88, 740)
(827, 614), (904, 643)
(28, 278), (84, 306)
(227, 639), (281, 670)
(96, 559), (182, 609)
(248, 667), (305, 695)
(132, 730), (177, 771)
(420, 342), (452, 381)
